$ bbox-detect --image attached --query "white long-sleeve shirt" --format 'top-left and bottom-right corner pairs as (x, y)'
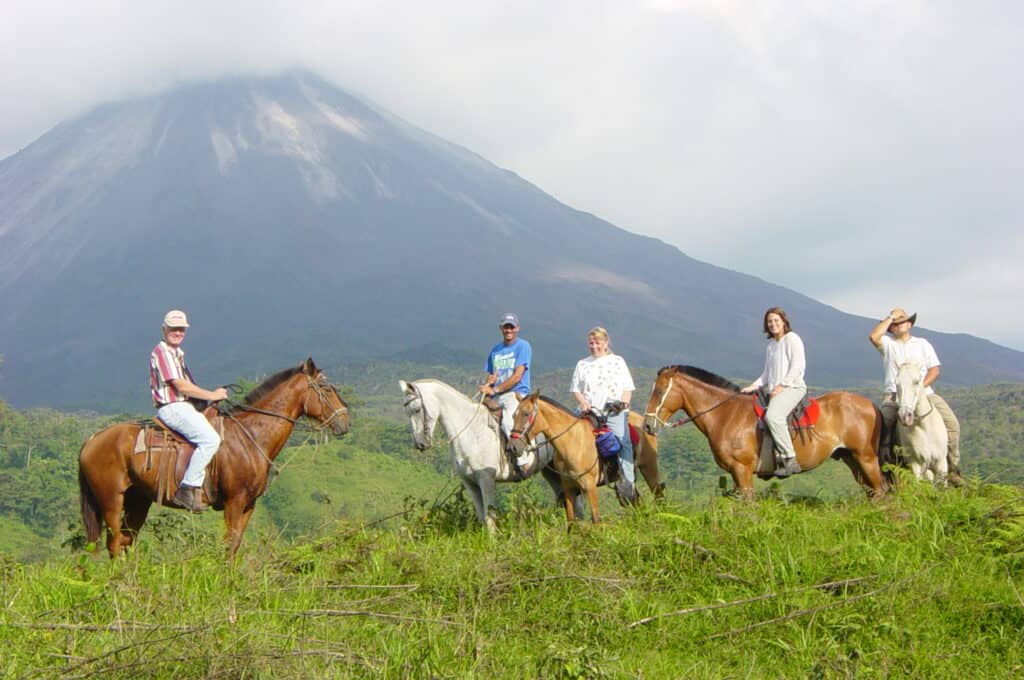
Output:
(750, 332), (807, 391)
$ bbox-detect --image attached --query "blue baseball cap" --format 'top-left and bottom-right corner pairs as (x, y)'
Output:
(499, 313), (519, 327)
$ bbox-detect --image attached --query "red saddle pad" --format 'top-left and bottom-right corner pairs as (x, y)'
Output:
(752, 396), (820, 428)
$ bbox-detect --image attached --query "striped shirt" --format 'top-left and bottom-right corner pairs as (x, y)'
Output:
(150, 341), (188, 406)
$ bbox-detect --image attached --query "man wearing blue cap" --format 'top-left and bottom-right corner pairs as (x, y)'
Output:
(479, 313), (533, 449)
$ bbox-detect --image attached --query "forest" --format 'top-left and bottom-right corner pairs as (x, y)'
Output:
(1, 362), (1021, 563)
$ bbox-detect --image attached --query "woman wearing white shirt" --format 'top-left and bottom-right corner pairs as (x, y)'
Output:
(741, 307), (807, 478)
(571, 327), (636, 498)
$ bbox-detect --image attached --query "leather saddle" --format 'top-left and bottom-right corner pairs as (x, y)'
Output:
(134, 405), (223, 507)
(751, 391), (819, 477)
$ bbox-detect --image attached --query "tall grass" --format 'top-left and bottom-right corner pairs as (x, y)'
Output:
(2, 477), (1024, 678)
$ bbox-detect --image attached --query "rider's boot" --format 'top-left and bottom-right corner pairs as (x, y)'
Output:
(173, 484), (210, 513)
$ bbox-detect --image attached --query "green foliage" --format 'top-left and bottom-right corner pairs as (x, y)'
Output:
(4, 485), (1024, 677)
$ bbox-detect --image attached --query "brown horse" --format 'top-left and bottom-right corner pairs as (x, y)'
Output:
(78, 358), (350, 558)
(642, 365), (886, 499)
(508, 393), (603, 526)
(630, 410), (666, 499)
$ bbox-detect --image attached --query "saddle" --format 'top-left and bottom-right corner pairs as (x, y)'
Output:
(751, 391), (819, 477)
(133, 405), (223, 507)
(483, 396), (529, 478)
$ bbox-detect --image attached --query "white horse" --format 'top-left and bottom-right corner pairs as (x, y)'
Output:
(399, 379), (561, 531)
(894, 360), (949, 483)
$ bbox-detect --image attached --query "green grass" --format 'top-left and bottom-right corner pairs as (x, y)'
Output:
(3, 478), (1024, 678)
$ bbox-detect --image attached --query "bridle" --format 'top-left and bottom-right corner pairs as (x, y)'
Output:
(510, 397), (585, 452)
(402, 382), (488, 449)
(643, 375), (745, 431)
(220, 372), (349, 478)
(403, 383), (435, 448)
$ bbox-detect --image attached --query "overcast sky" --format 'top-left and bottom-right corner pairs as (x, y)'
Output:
(3, 1), (1022, 350)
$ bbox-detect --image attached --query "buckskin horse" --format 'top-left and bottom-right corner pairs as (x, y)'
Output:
(78, 358), (350, 558)
(643, 365), (887, 499)
(508, 392), (657, 527)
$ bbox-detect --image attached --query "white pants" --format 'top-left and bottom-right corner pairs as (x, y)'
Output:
(765, 386), (807, 460)
(497, 392), (521, 438)
(157, 401), (221, 487)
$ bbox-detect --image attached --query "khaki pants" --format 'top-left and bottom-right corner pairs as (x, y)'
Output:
(881, 392), (960, 469)
(765, 386), (807, 460)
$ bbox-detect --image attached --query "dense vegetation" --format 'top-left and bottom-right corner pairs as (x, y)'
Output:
(2, 481), (1024, 678)
(1, 362), (1023, 676)
(1, 366), (1022, 563)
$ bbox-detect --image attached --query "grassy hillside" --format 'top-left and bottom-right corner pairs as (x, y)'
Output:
(2, 481), (1024, 678)
(1, 369), (1022, 563)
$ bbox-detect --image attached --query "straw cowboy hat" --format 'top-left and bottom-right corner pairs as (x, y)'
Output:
(889, 307), (917, 329)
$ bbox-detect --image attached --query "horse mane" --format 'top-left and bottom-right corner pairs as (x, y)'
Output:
(538, 395), (580, 418)
(660, 365), (741, 392)
(244, 366), (304, 404)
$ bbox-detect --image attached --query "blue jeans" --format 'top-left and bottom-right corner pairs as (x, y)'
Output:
(157, 401), (221, 486)
(604, 411), (635, 485)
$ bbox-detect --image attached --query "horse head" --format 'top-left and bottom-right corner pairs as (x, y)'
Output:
(895, 360), (927, 427)
(643, 366), (679, 434)
(300, 358), (351, 435)
(400, 380), (436, 450)
(508, 390), (541, 457)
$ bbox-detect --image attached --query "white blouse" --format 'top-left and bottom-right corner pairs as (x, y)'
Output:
(750, 332), (806, 391)
(570, 353), (635, 409)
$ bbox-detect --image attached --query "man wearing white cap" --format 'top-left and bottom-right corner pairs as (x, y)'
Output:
(149, 310), (228, 512)
(479, 313), (533, 450)
(869, 307), (962, 484)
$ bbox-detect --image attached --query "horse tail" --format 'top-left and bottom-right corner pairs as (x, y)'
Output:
(872, 403), (896, 488)
(78, 459), (102, 543)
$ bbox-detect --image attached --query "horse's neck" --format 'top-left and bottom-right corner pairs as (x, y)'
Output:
(673, 375), (740, 436)
(675, 375), (733, 416)
(423, 383), (481, 434)
(233, 382), (304, 460)
(537, 403), (586, 442)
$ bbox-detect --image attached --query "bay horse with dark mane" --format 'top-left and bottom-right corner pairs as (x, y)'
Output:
(78, 358), (350, 558)
(643, 365), (886, 499)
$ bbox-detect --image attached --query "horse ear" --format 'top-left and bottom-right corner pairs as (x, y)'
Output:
(302, 357), (317, 375)
(399, 380), (411, 393)
(532, 389), (541, 398)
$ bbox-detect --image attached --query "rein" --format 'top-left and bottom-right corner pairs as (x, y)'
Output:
(403, 384), (488, 449)
(218, 374), (349, 483)
(644, 376), (746, 430)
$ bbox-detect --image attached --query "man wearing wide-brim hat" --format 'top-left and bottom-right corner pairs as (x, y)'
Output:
(869, 307), (962, 484)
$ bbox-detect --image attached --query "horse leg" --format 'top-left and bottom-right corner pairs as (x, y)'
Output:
(585, 482), (601, 524)
(562, 483), (577, 530)
(100, 492), (128, 558)
(731, 465), (755, 501)
(633, 427), (665, 498)
(476, 471), (498, 533)
(223, 496), (256, 560)
(120, 488), (153, 550)
(461, 477), (487, 526)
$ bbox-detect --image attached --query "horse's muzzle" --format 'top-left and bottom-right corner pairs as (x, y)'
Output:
(643, 416), (660, 435)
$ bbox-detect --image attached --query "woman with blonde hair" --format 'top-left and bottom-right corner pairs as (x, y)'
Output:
(570, 327), (637, 500)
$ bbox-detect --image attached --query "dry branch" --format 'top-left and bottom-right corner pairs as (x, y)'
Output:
(627, 575), (879, 628)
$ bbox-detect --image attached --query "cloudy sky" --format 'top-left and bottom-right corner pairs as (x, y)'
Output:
(3, 1), (1022, 350)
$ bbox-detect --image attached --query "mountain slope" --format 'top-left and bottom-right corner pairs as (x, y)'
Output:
(1, 69), (1022, 409)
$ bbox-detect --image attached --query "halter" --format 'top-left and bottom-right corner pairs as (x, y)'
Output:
(403, 383), (488, 449)
(304, 374), (349, 432)
(511, 397), (588, 453)
(219, 372), (347, 478)
(644, 375), (745, 430)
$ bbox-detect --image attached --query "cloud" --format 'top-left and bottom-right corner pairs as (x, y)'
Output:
(1, 1), (1022, 350)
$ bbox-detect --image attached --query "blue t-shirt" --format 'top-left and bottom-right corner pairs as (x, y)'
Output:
(485, 337), (532, 396)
